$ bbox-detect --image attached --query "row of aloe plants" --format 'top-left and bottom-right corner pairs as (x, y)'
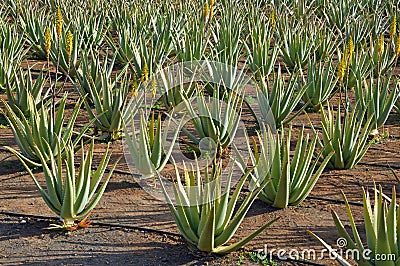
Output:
(0, 0), (400, 263)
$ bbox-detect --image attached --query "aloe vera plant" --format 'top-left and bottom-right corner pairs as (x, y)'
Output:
(79, 68), (129, 141)
(75, 9), (108, 50)
(245, 14), (279, 78)
(124, 111), (180, 178)
(158, 65), (197, 109)
(343, 49), (372, 89)
(109, 13), (172, 79)
(257, 67), (307, 127)
(18, 8), (49, 60)
(279, 27), (315, 69)
(345, 15), (374, 44)
(173, 16), (209, 62)
(158, 160), (279, 254)
(0, 25), (26, 64)
(309, 185), (400, 265)
(0, 25), (27, 91)
(48, 26), (82, 76)
(311, 103), (374, 170)
(210, 3), (244, 66)
(12, 138), (117, 230)
(314, 26), (338, 62)
(248, 126), (334, 209)
(302, 59), (338, 110)
(182, 88), (243, 150)
(354, 73), (400, 130)
(2, 94), (87, 166)
(76, 50), (117, 97)
(5, 68), (47, 116)
(369, 35), (395, 76)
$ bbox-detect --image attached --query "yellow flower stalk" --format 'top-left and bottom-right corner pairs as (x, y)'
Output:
(56, 6), (63, 40)
(270, 10), (276, 29)
(132, 75), (138, 98)
(203, 2), (210, 20)
(66, 30), (73, 61)
(141, 62), (149, 83)
(345, 36), (354, 62)
(209, 7), (214, 23)
(44, 27), (51, 60)
(377, 34), (384, 55)
(396, 34), (400, 57)
(390, 13), (397, 41)
(337, 56), (346, 83)
(209, 0), (215, 6)
(151, 78), (157, 97)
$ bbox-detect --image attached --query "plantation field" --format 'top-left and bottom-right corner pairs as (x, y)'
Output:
(1, 98), (399, 265)
(1, 0), (400, 265)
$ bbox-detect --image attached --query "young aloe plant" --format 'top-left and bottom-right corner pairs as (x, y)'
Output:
(2, 94), (87, 166)
(369, 34), (395, 77)
(302, 59), (338, 111)
(48, 27), (82, 76)
(344, 50), (372, 89)
(182, 88), (243, 150)
(314, 26), (338, 62)
(158, 160), (280, 254)
(311, 102), (374, 170)
(257, 67), (307, 127)
(158, 65), (197, 110)
(210, 4), (244, 66)
(109, 15), (172, 79)
(12, 138), (117, 230)
(308, 185), (400, 265)
(75, 9), (108, 50)
(19, 8), (49, 60)
(124, 111), (180, 178)
(245, 14), (279, 79)
(354, 73), (400, 130)
(173, 16), (209, 62)
(279, 27), (315, 69)
(5, 68), (47, 116)
(79, 69), (129, 141)
(76, 50), (118, 98)
(248, 126), (334, 209)
(0, 26), (27, 92)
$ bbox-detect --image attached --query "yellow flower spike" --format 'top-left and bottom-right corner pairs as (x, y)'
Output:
(209, 0), (215, 6)
(141, 62), (149, 83)
(209, 7), (214, 23)
(151, 77), (157, 98)
(396, 34), (400, 57)
(346, 36), (354, 62)
(390, 13), (397, 41)
(338, 56), (346, 83)
(56, 6), (63, 40)
(203, 2), (210, 21)
(44, 27), (52, 59)
(270, 10), (276, 30)
(66, 30), (73, 60)
(132, 74), (138, 98)
(377, 34), (384, 55)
